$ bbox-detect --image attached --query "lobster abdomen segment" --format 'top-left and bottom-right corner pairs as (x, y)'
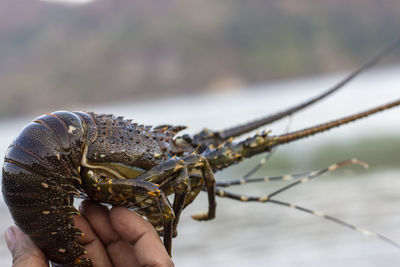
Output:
(2, 161), (87, 265)
(2, 113), (90, 266)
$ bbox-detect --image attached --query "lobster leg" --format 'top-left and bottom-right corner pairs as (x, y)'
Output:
(182, 170), (204, 210)
(181, 154), (217, 221)
(139, 155), (217, 222)
(83, 155), (216, 252)
(136, 168), (192, 238)
(171, 168), (190, 237)
(81, 172), (175, 254)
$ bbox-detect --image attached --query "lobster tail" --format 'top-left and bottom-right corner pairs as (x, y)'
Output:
(2, 112), (91, 266)
(2, 162), (85, 266)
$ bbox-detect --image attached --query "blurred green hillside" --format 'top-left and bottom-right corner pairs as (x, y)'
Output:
(1, 0), (400, 117)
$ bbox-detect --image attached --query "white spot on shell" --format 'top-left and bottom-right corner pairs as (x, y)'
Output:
(100, 154), (106, 158)
(87, 170), (94, 177)
(56, 153), (61, 160)
(42, 211), (50, 215)
(68, 125), (77, 134)
(144, 198), (154, 204)
(41, 182), (49, 188)
(58, 248), (66, 253)
(249, 142), (258, 148)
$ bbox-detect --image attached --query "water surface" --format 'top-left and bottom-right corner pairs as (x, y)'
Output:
(0, 66), (399, 266)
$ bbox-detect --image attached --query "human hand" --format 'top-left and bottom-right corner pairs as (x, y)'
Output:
(5, 225), (48, 267)
(5, 200), (174, 267)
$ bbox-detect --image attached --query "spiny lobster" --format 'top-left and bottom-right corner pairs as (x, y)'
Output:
(2, 38), (400, 267)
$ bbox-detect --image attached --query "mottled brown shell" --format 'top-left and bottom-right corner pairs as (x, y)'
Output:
(85, 112), (167, 171)
(2, 111), (88, 266)
(2, 111), (185, 267)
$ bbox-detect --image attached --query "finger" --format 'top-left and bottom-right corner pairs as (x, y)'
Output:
(79, 200), (119, 244)
(105, 239), (138, 267)
(5, 226), (49, 267)
(74, 210), (113, 267)
(110, 207), (174, 267)
(80, 201), (139, 266)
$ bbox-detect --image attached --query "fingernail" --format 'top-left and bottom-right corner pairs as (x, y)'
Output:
(5, 227), (16, 250)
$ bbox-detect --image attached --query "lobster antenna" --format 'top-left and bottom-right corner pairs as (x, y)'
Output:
(216, 159), (365, 198)
(237, 114), (292, 182)
(215, 158), (365, 188)
(241, 149), (275, 179)
(271, 99), (400, 146)
(267, 199), (400, 249)
(216, 188), (400, 249)
(267, 159), (367, 198)
(216, 169), (308, 187)
(203, 100), (400, 173)
(216, 36), (400, 140)
(215, 159), (400, 250)
(215, 189), (400, 249)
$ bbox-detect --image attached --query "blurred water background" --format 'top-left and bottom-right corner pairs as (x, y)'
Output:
(1, 67), (400, 266)
(1, 1), (400, 266)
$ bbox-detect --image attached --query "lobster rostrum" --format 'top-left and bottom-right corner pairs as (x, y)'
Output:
(3, 38), (400, 267)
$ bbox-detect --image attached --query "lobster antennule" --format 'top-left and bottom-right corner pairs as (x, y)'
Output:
(204, 99), (400, 172)
(193, 36), (400, 146)
(272, 99), (400, 145)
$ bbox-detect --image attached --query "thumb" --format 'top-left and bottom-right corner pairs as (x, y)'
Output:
(5, 226), (49, 267)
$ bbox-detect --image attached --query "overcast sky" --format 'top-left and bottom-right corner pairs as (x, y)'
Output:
(41, 0), (93, 4)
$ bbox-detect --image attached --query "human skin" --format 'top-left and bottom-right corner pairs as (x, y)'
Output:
(5, 200), (174, 267)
